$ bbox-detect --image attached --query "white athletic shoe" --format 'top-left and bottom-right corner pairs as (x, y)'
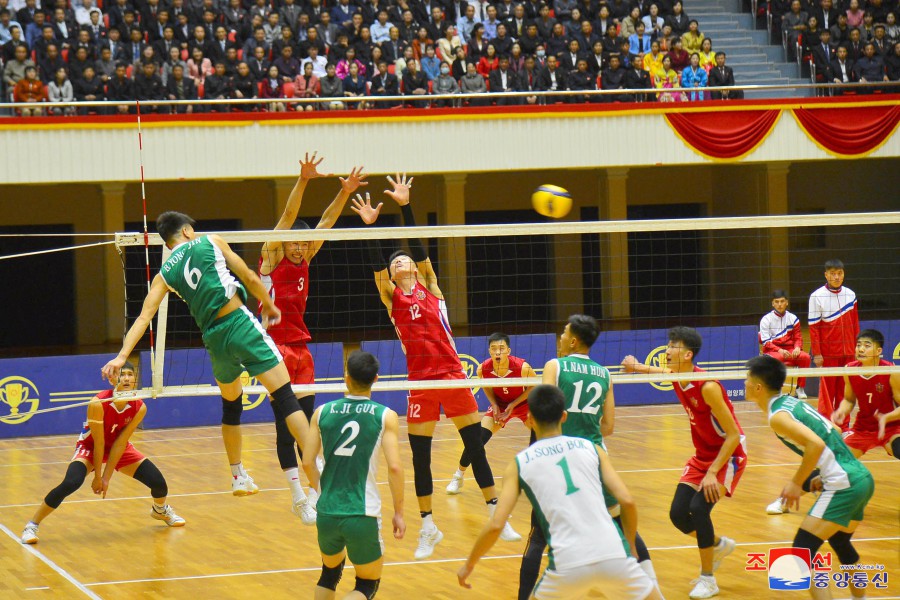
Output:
(151, 505), (186, 527)
(446, 471), (464, 495)
(688, 575), (720, 599)
(307, 488), (319, 510)
(21, 523), (38, 544)
(766, 497), (789, 515)
(712, 536), (735, 572)
(292, 496), (317, 525)
(316, 456), (325, 475)
(414, 526), (444, 560)
(232, 474), (259, 496)
(500, 520), (523, 542)
(796, 387), (808, 400)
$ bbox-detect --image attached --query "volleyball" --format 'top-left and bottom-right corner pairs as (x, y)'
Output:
(531, 185), (572, 219)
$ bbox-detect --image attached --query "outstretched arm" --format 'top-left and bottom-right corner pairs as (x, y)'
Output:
(100, 403), (147, 498)
(351, 193), (394, 311)
(260, 152), (330, 275)
(384, 173), (443, 298)
(304, 165), (369, 262)
(102, 274), (169, 383)
(621, 355), (670, 375)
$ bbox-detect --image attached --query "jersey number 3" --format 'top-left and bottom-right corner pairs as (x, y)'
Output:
(334, 421), (360, 457)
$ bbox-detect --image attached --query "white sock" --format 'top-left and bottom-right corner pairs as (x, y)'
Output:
(284, 468), (307, 502)
(639, 560), (658, 582)
(153, 501), (166, 513)
(422, 514), (436, 531)
(455, 468), (465, 477)
(487, 503), (497, 517)
(230, 462), (246, 478)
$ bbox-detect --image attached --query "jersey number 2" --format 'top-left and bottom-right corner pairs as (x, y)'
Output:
(334, 421), (360, 457)
(569, 380), (603, 415)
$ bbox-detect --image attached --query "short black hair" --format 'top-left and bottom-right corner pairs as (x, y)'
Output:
(567, 314), (600, 348)
(857, 329), (885, 348)
(156, 211), (196, 244)
(772, 289), (788, 299)
(292, 219), (310, 230)
(121, 361), (136, 373)
(824, 259), (844, 271)
(346, 350), (379, 386)
(527, 384), (566, 426)
(746, 355), (786, 392)
(488, 332), (510, 346)
(715, 51), (726, 58)
(668, 326), (702, 357)
(387, 249), (411, 272)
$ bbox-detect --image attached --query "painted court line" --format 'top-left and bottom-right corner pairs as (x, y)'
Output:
(81, 537), (900, 588)
(0, 521), (101, 599)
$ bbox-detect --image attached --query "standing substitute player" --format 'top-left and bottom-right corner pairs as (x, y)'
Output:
(832, 329), (900, 460)
(520, 315), (658, 600)
(746, 355), (874, 600)
(303, 351), (405, 600)
(352, 182), (507, 560)
(446, 332), (535, 510)
(259, 153), (368, 517)
(21, 363), (185, 544)
(458, 385), (661, 600)
(102, 212), (318, 523)
(623, 326), (745, 600)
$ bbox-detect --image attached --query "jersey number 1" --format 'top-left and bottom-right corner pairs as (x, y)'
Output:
(556, 457), (580, 495)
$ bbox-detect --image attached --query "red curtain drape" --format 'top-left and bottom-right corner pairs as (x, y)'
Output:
(664, 110), (781, 160)
(792, 105), (900, 156)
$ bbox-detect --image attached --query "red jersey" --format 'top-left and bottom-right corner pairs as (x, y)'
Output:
(481, 355), (527, 405)
(672, 367), (746, 462)
(259, 255), (311, 345)
(76, 390), (144, 453)
(846, 359), (897, 432)
(391, 281), (462, 380)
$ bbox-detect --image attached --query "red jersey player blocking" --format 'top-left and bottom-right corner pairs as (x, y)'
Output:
(446, 332), (535, 507)
(622, 326), (746, 600)
(21, 363), (185, 545)
(832, 329), (900, 461)
(351, 179), (511, 560)
(759, 289), (812, 399)
(259, 152), (368, 518)
(809, 259), (859, 420)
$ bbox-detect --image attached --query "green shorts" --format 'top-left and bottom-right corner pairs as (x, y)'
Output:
(809, 472), (875, 527)
(201, 307), (282, 383)
(317, 514), (384, 565)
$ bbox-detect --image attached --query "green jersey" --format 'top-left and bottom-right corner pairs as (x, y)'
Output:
(160, 236), (247, 333)
(768, 394), (871, 491)
(552, 354), (611, 447)
(317, 395), (389, 517)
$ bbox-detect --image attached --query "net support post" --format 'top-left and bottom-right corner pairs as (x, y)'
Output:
(439, 174), (469, 327)
(152, 244), (172, 394)
(102, 183), (127, 343)
(598, 168), (631, 322)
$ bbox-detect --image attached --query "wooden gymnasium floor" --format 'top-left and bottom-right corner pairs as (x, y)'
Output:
(0, 401), (897, 600)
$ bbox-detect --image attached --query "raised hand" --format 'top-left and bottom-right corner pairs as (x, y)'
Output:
(298, 151), (331, 181)
(340, 165), (369, 194)
(384, 173), (414, 206)
(351, 193), (383, 225)
(102, 356), (125, 385)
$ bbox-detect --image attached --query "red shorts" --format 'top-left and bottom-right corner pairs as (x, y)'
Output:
(679, 454), (746, 498)
(72, 442), (145, 470)
(407, 371), (479, 423)
(843, 426), (900, 456)
(485, 402), (530, 427)
(279, 343), (315, 385)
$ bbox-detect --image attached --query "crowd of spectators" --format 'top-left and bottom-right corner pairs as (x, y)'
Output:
(0, 0), (766, 115)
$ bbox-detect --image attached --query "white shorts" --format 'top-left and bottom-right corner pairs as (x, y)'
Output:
(534, 556), (654, 600)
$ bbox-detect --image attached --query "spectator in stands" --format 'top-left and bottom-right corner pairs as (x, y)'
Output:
(37, 44), (65, 83)
(248, 45), (270, 82)
(74, 29), (96, 61)
(161, 46), (187, 87)
(319, 62), (345, 109)
(277, 0), (299, 35)
(827, 44), (856, 94)
(884, 40), (900, 82)
(460, 60), (488, 105)
(427, 6), (449, 42)
(187, 47), (213, 86)
(547, 22), (570, 57)
(250, 0), (271, 22)
(843, 26), (864, 61)
(421, 44), (441, 81)
(698, 38), (716, 71)
(412, 26), (433, 60)
(154, 27), (179, 65)
(49, 9), (73, 51)
(356, 26), (376, 62)
(601, 23), (622, 57)
(482, 6), (501, 42)
(336, 46), (365, 79)
(783, 0), (808, 59)
(669, 36), (690, 71)
(126, 27), (148, 65)
(101, 28), (126, 63)
(600, 54), (627, 101)
(437, 24), (461, 67)
(331, 0), (358, 32)
(518, 23), (541, 56)
(14, 65), (45, 115)
(595, 5), (615, 38)
(204, 61), (231, 111)
(302, 45), (328, 78)
(477, 42), (498, 78)
(561, 38), (586, 72)
(242, 27), (269, 62)
(885, 13), (899, 44)
(395, 45), (416, 76)
(506, 3), (528, 40)
(24, 11), (45, 49)
(681, 52), (707, 99)
(383, 26), (408, 64)
(872, 24), (890, 56)
(625, 53), (654, 101)
(166, 63), (198, 113)
(667, 1), (690, 37)
(0, 9), (20, 45)
(488, 54), (518, 103)
(68, 46), (93, 82)
(293, 60), (320, 111)
(48, 66), (74, 115)
(539, 54), (567, 102)
(643, 40), (665, 78)
(554, 0), (578, 23)
(565, 8), (584, 38)
(134, 60), (168, 113)
(830, 13), (850, 45)
(655, 54), (686, 101)
(467, 23), (488, 62)
(107, 62), (133, 114)
(587, 41), (605, 75)
(371, 10), (394, 44)
(342, 60), (367, 109)
(2, 25), (26, 64)
(401, 57), (429, 107)
(853, 41), (888, 91)
(33, 25), (58, 61)
(803, 16), (822, 58)
(363, 45), (384, 81)
(271, 25), (295, 60)
(370, 59), (400, 107)
(845, 0), (864, 29)
(263, 12), (282, 46)
(433, 60), (459, 106)
(618, 38), (636, 67)
(535, 3), (558, 41)
(812, 29), (836, 77)
(457, 4), (477, 44)
(73, 64), (104, 113)
(566, 57), (596, 102)
(95, 46), (117, 84)
(273, 44), (300, 82)
(681, 19), (705, 54)
(860, 11), (875, 42)
(508, 42), (525, 76)
(630, 22), (652, 54)
(643, 4), (665, 39)
(518, 55), (542, 104)
(621, 6), (642, 39)
(709, 52), (743, 99)
(398, 10), (418, 44)
(609, 0), (630, 22)
(317, 12), (340, 47)
(260, 65), (286, 112)
(814, 0), (838, 31)
(451, 44), (469, 80)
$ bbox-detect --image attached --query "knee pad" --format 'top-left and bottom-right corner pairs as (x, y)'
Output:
(408, 434), (434, 497)
(802, 468), (821, 493)
(316, 559), (344, 591)
(828, 531), (860, 566)
(132, 460), (168, 499)
(891, 437), (900, 459)
(459, 423), (495, 489)
(688, 491), (716, 549)
(44, 462), (89, 509)
(669, 486), (695, 535)
(298, 394), (315, 421)
(275, 416), (299, 470)
(270, 383), (301, 419)
(793, 528), (825, 557)
(353, 577), (380, 599)
(222, 397), (243, 426)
